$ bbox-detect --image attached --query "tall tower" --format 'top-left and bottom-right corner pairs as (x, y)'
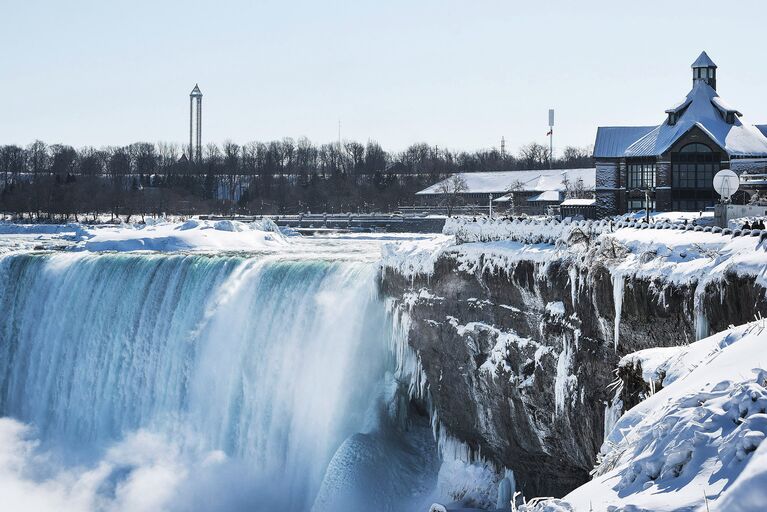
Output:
(189, 84), (203, 162)
(692, 51), (717, 90)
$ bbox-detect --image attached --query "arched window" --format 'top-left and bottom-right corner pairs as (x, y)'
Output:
(679, 143), (712, 153)
(671, 142), (720, 210)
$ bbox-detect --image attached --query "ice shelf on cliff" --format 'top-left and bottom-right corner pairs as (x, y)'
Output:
(383, 217), (767, 288)
(388, 300), (514, 509)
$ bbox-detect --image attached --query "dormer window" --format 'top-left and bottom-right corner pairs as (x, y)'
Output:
(668, 113), (678, 126)
(726, 112), (735, 124)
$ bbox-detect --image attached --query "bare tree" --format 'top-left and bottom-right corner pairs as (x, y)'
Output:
(505, 179), (525, 214)
(436, 174), (468, 215)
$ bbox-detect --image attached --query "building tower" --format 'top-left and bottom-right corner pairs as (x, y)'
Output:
(189, 84), (203, 162)
(692, 51), (717, 90)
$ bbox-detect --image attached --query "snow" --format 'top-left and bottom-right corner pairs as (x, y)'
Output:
(76, 218), (288, 252)
(546, 301), (565, 317)
(557, 321), (767, 512)
(606, 226), (767, 289)
(560, 198), (595, 207)
(625, 81), (767, 158)
(527, 191), (562, 203)
(416, 169), (595, 196)
(381, 234), (456, 280)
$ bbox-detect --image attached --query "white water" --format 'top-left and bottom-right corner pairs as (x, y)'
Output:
(0, 250), (442, 511)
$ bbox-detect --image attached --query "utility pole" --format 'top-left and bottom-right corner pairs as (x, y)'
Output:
(501, 136), (506, 158)
(548, 109), (555, 169)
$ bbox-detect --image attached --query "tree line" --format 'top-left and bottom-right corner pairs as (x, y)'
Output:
(0, 138), (593, 221)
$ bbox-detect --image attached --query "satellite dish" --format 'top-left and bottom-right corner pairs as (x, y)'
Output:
(713, 169), (739, 200)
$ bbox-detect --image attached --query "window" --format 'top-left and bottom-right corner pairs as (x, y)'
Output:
(628, 198), (655, 211)
(671, 143), (720, 211)
(626, 159), (656, 190)
(679, 143), (711, 153)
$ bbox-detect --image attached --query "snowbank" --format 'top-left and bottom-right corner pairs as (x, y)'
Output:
(76, 218), (288, 253)
(381, 234), (455, 279)
(385, 217), (767, 300)
(443, 217), (613, 245)
(557, 321), (767, 512)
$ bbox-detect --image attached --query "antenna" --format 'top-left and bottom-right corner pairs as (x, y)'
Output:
(338, 119), (341, 148)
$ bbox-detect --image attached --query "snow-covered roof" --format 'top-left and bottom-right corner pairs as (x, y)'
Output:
(527, 190), (562, 202)
(561, 198), (596, 206)
(624, 81), (767, 158)
(593, 126), (656, 158)
(711, 96), (741, 116)
(691, 51), (716, 68)
(416, 168), (595, 195)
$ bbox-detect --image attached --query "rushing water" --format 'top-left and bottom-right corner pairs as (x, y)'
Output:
(0, 248), (442, 511)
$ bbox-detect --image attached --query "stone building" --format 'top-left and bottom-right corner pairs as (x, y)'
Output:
(593, 52), (767, 217)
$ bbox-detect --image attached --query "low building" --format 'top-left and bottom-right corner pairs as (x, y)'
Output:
(594, 52), (767, 217)
(416, 168), (595, 215)
(560, 198), (597, 219)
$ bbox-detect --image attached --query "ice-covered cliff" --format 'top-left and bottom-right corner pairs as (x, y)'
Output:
(381, 219), (767, 500)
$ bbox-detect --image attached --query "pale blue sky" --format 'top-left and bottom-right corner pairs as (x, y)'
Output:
(2, 0), (766, 155)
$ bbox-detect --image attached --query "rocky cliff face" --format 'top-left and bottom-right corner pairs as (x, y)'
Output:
(380, 253), (767, 499)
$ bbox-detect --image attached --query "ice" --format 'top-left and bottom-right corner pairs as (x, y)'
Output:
(554, 337), (577, 416)
(612, 272), (624, 350)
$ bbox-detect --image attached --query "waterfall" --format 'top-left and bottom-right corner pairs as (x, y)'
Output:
(0, 251), (436, 511)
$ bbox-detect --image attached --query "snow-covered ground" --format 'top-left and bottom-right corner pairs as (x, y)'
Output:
(0, 219), (443, 262)
(531, 320), (767, 512)
(383, 217), (767, 291)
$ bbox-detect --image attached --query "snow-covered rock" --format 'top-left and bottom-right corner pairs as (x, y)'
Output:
(561, 321), (767, 511)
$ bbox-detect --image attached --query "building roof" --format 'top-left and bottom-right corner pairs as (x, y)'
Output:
(624, 81), (767, 157)
(416, 168), (595, 196)
(527, 190), (562, 202)
(595, 53), (767, 160)
(561, 198), (596, 206)
(593, 126), (657, 158)
(691, 51), (717, 69)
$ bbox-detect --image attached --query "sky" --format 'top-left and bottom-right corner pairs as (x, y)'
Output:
(2, 0), (766, 155)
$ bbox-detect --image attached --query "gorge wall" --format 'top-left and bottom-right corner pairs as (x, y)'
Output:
(380, 251), (767, 498)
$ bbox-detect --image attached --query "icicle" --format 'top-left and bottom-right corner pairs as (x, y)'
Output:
(612, 272), (624, 350)
(569, 265), (578, 308)
(693, 281), (710, 341)
(554, 336), (575, 415)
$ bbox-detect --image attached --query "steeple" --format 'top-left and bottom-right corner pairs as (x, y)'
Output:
(691, 51), (717, 90)
(190, 84), (203, 97)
